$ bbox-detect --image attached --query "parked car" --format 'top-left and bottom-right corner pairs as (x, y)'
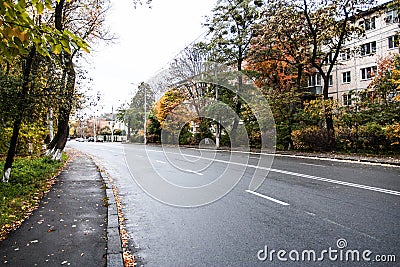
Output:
(75, 137), (84, 142)
(88, 137), (95, 142)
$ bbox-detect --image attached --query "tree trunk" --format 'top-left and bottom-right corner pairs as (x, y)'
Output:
(323, 77), (335, 150)
(47, 61), (75, 159)
(231, 52), (244, 146)
(46, 0), (75, 160)
(2, 47), (36, 182)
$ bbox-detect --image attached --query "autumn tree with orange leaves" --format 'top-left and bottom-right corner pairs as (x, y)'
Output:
(246, 3), (310, 149)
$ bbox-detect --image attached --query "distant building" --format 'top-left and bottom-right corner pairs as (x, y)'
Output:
(308, 1), (399, 105)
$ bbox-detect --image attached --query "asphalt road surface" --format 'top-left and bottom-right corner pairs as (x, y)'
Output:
(68, 141), (400, 266)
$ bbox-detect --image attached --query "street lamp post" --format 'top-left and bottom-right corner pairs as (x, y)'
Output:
(144, 84), (147, 145)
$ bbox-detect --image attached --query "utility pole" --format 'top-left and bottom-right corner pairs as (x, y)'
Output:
(111, 106), (114, 142)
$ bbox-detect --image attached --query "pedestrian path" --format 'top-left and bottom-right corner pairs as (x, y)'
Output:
(0, 152), (108, 266)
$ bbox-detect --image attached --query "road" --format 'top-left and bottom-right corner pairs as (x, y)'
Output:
(67, 141), (400, 266)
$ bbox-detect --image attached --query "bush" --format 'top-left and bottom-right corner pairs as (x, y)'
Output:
(384, 123), (400, 147)
(292, 126), (330, 151)
(146, 134), (160, 143)
(336, 126), (357, 152)
(130, 134), (144, 143)
(0, 124), (47, 156)
(358, 122), (386, 152)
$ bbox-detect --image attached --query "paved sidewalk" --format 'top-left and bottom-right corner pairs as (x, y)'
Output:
(0, 152), (112, 266)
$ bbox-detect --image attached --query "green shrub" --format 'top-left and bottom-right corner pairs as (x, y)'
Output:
(358, 122), (386, 152)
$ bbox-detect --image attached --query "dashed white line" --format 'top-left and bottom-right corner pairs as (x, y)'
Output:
(299, 163), (326, 168)
(145, 149), (400, 196)
(245, 190), (290, 206)
(184, 169), (204, 176)
(156, 160), (166, 164)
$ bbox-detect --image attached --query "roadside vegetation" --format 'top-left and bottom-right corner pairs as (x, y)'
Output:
(119, 0), (400, 156)
(0, 154), (67, 241)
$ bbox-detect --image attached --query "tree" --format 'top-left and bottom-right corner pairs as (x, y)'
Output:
(123, 82), (155, 141)
(1, 1), (89, 182)
(298, 0), (373, 149)
(204, 0), (263, 140)
(153, 87), (188, 144)
(46, 0), (112, 160)
(246, 3), (311, 149)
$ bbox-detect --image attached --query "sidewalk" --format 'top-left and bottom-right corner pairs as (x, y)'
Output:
(0, 151), (121, 266)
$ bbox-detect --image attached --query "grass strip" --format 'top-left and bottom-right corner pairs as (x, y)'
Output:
(0, 154), (67, 241)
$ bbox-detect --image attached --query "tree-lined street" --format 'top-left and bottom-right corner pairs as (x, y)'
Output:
(1, 1), (400, 266)
(69, 141), (399, 266)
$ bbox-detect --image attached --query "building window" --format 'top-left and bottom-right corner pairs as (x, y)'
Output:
(385, 10), (399, 24)
(340, 48), (351, 61)
(308, 73), (322, 87)
(360, 41), (376, 56)
(322, 53), (333, 65)
(342, 71), (351, 83)
(328, 75), (333, 86)
(308, 73), (322, 94)
(343, 94), (352, 106)
(359, 17), (376, 31)
(388, 35), (399, 49)
(361, 66), (377, 80)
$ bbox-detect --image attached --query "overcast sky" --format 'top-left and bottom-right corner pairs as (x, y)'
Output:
(83, 0), (216, 114)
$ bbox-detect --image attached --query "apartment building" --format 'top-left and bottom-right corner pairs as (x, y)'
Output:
(308, 1), (399, 105)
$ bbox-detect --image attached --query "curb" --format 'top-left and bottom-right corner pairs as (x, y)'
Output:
(99, 170), (124, 267)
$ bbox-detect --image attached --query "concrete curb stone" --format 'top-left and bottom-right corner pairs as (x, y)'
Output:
(99, 171), (124, 267)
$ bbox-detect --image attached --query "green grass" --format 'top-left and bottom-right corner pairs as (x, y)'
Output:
(0, 154), (67, 240)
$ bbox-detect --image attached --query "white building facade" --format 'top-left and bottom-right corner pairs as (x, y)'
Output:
(309, 1), (399, 105)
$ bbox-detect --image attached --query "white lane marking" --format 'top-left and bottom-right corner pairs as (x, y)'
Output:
(145, 149), (400, 196)
(146, 150), (163, 153)
(182, 147), (400, 168)
(322, 218), (378, 241)
(184, 169), (204, 176)
(270, 168), (400, 196)
(300, 163), (326, 168)
(156, 160), (166, 164)
(245, 190), (290, 206)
